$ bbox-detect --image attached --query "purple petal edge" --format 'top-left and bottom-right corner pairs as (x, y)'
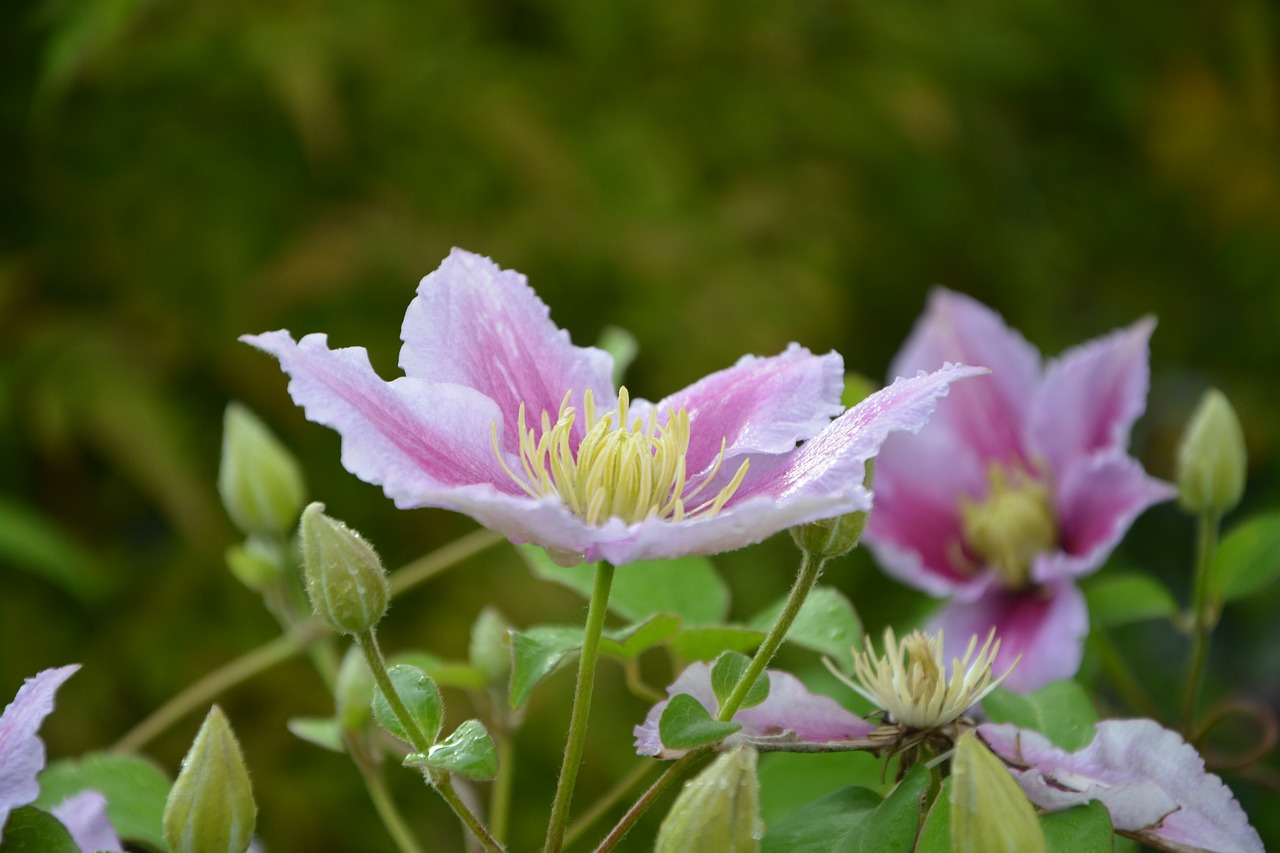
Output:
(0, 665), (80, 842)
(51, 790), (123, 853)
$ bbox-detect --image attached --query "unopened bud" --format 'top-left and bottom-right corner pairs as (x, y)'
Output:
(224, 536), (286, 592)
(790, 461), (874, 558)
(219, 403), (306, 536)
(655, 746), (762, 853)
(951, 730), (1045, 853)
(1177, 388), (1246, 516)
(163, 706), (257, 853)
(300, 503), (389, 634)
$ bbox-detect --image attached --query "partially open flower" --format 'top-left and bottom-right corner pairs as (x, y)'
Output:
(834, 627), (1014, 733)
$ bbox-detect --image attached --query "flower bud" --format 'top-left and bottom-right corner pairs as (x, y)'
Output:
(790, 461), (874, 559)
(1177, 388), (1246, 516)
(655, 746), (763, 853)
(163, 705), (257, 853)
(218, 403), (306, 536)
(300, 503), (389, 634)
(951, 730), (1045, 853)
(224, 535), (286, 592)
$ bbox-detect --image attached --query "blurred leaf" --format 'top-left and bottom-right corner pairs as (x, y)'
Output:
(406, 719), (498, 781)
(1211, 511), (1280, 602)
(597, 325), (639, 386)
(1082, 571), (1178, 627)
(658, 693), (740, 750)
(758, 751), (891, 825)
(508, 625), (581, 710)
(670, 626), (763, 662)
(372, 664), (443, 746)
(0, 806), (79, 853)
(710, 650), (770, 710)
(600, 613), (682, 661)
(520, 545), (730, 623)
(389, 650), (486, 690)
(982, 682), (1097, 751)
(287, 716), (344, 753)
(748, 585), (862, 672)
(916, 777), (952, 853)
(0, 496), (109, 601)
(762, 765), (930, 853)
(36, 753), (171, 851)
(1040, 802), (1113, 852)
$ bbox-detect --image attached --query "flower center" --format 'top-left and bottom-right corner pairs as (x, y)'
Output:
(839, 627), (1012, 731)
(492, 387), (750, 526)
(959, 463), (1057, 589)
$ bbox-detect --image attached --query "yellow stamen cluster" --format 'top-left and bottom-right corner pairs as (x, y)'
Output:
(492, 387), (750, 527)
(959, 463), (1057, 590)
(837, 627), (1013, 731)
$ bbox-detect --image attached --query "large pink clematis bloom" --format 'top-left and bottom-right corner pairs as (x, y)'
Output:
(864, 290), (1176, 691)
(245, 249), (981, 566)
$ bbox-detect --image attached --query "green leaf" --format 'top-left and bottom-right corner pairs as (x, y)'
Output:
(710, 651), (770, 710)
(842, 373), (878, 408)
(373, 664), (444, 746)
(1211, 511), (1280, 602)
(389, 650), (487, 690)
(758, 751), (890, 824)
(508, 625), (581, 710)
(1082, 571), (1178, 627)
(670, 625), (763, 661)
(405, 719), (499, 781)
(915, 777), (953, 853)
(1040, 801), (1113, 853)
(658, 693), (741, 750)
(748, 585), (863, 672)
(0, 806), (80, 853)
(760, 785), (883, 852)
(982, 681), (1097, 751)
(36, 753), (171, 851)
(521, 545), (730, 623)
(287, 716), (344, 752)
(600, 613), (682, 661)
(847, 763), (932, 853)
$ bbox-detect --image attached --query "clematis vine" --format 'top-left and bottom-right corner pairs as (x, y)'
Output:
(245, 249), (982, 567)
(864, 289), (1176, 690)
(0, 665), (122, 851)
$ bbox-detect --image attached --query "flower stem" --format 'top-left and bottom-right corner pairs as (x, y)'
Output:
(344, 733), (428, 853)
(543, 561), (616, 853)
(564, 760), (657, 849)
(1183, 510), (1221, 738)
(591, 752), (708, 853)
(489, 734), (516, 844)
(356, 630), (505, 852)
(389, 528), (505, 596)
(718, 551), (827, 722)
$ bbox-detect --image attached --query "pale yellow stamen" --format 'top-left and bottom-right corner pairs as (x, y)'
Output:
(829, 627), (1016, 731)
(491, 387), (750, 526)
(959, 463), (1057, 590)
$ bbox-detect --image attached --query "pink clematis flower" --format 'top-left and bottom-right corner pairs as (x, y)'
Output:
(864, 290), (1176, 691)
(245, 249), (981, 566)
(980, 720), (1263, 853)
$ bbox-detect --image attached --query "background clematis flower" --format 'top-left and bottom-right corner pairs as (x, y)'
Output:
(245, 249), (982, 566)
(864, 289), (1176, 690)
(0, 665), (122, 851)
(634, 662), (873, 759)
(979, 720), (1264, 853)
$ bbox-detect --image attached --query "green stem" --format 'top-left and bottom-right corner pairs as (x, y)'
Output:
(1183, 511), (1221, 737)
(564, 760), (657, 849)
(543, 562), (617, 853)
(357, 630), (504, 852)
(591, 752), (708, 853)
(345, 734), (428, 853)
(718, 551), (827, 722)
(111, 619), (329, 754)
(489, 734), (516, 844)
(389, 528), (505, 596)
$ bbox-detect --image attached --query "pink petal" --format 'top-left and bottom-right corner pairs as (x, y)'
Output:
(1027, 318), (1155, 476)
(398, 249), (615, 449)
(635, 663), (872, 759)
(51, 790), (123, 853)
(0, 665), (79, 841)
(242, 331), (520, 504)
(889, 289), (1041, 463)
(928, 579), (1087, 692)
(644, 344), (844, 480)
(979, 719), (1264, 853)
(1034, 451), (1177, 584)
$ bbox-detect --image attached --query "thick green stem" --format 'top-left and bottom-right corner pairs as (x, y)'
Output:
(718, 551), (827, 722)
(1183, 511), (1221, 737)
(357, 630), (504, 853)
(543, 562), (617, 853)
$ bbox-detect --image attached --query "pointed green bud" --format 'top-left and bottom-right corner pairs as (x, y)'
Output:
(335, 645), (375, 732)
(163, 705), (257, 853)
(300, 503), (389, 634)
(951, 730), (1045, 853)
(224, 535), (286, 592)
(790, 460), (874, 558)
(655, 746), (763, 853)
(218, 403), (306, 536)
(1177, 388), (1247, 516)
(469, 606), (512, 685)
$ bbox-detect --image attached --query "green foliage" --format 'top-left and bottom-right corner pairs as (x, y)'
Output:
(1082, 571), (1179, 628)
(982, 681), (1098, 752)
(1212, 511), (1280, 603)
(372, 664), (444, 746)
(658, 693), (741, 750)
(0, 807), (80, 853)
(748, 585), (863, 672)
(761, 764), (930, 853)
(711, 650), (771, 710)
(37, 753), (171, 852)
(1040, 802), (1114, 853)
(405, 719), (499, 781)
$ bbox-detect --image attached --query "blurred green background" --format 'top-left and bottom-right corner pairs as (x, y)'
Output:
(3, 0), (1278, 850)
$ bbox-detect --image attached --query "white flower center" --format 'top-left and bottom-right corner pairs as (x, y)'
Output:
(492, 387), (750, 526)
(959, 463), (1057, 589)
(837, 627), (1014, 731)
